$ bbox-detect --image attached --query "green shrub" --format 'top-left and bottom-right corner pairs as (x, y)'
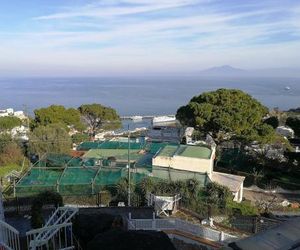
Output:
(226, 200), (258, 216)
(31, 191), (63, 228)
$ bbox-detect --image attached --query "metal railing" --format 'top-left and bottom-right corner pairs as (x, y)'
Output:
(0, 220), (20, 250)
(26, 223), (74, 250)
(127, 217), (237, 243)
(26, 207), (78, 250)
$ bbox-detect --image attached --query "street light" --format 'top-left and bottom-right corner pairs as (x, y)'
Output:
(127, 124), (131, 206)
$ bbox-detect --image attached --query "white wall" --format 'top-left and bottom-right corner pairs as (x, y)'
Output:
(152, 148), (215, 176)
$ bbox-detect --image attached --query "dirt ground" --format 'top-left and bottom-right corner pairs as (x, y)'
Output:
(244, 189), (300, 204)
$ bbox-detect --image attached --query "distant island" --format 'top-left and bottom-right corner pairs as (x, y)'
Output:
(198, 65), (300, 77)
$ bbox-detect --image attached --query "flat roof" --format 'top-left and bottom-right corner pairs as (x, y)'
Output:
(177, 145), (212, 159)
(211, 172), (245, 192)
(156, 145), (212, 159)
(157, 145), (178, 157)
(83, 149), (141, 161)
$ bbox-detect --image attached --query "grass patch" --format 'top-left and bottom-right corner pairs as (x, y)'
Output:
(0, 164), (22, 178)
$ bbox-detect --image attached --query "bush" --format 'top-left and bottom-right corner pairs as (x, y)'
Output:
(264, 116), (279, 129)
(0, 142), (24, 166)
(71, 133), (90, 144)
(226, 200), (258, 216)
(31, 191), (63, 228)
(0, 116), (22, 131)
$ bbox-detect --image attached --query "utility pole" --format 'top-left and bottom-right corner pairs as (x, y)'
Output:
(127, 124), (131, 206)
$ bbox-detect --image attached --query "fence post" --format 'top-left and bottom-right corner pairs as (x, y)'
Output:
(91, 178), (94, 195)
(219, 231), (224, 242)
(152, 212), (156, 230)
(129, 213), (132, 220)
(13, 179), (16, 198)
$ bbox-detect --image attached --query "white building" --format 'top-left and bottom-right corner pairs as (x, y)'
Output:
(211, 172), (245, 203)
(0, 108), (14, 117)
(13, 111), (26, 119)
(152, 144), (215, 176)
(152, 144), (245, 202)
(11, 125), (29, 141)
(276, 126), (294, 138)
(147, 125), (183, 143)
(184, 127), (194, 144)
(0, 108), (27, 120)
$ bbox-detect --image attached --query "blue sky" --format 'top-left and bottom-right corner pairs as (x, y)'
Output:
(0, 0), (300, 76)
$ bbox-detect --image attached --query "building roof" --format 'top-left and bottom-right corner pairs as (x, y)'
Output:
(156, 145), (178, 157)
(177, 145), (212, 159)
(230, 217), (300, 250)
(211, 172), (245, 192)
(156, 145), (212, 159)
(83, 149), (141, 161)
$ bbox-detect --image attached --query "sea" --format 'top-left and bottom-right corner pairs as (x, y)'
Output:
(0, 76), (299, 117)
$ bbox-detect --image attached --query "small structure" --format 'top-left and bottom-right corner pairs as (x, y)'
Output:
(210, 172), (245, 203)
(152, 115), (176, 126)
(11, 125), (29, 141)
(13, 111), (26, 120)
(152, 145), (215, 176)
(147, 124), (183, 144)
(184, 127), (194, 144)
(0, 108), (14, 117)
(276, 126), (294, 138)
(147, 193), (181, 217)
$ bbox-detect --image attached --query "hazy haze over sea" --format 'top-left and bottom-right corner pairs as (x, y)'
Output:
(0, 76), (299, 116)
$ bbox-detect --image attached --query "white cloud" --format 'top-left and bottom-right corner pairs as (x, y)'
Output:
(35, 0), (204, 20)
(0, 0), (300, 75)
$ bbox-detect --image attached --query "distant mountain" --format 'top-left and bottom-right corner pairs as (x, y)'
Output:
(197, 65), (300, 77)
(199, 65), (247, 76)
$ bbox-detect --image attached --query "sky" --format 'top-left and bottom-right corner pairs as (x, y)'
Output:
(0, 0), (300, 76)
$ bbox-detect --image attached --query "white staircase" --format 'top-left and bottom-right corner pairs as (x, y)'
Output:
(0, 186), (20, 250)
(26, 207), (78, 250)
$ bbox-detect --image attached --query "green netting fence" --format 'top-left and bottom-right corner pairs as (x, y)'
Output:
(77, 141), (145, 151)
(15, 141), (209, 197)
(16, 164), (207, 197)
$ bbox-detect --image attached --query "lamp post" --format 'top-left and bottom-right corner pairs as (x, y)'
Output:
(127, 124), (131, 206)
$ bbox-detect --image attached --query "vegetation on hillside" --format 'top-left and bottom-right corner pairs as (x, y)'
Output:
(0, 116), (22, 132)
(0, 134), (23, 166)
(263, 116), (279, 129)
(286, 117), (300, 137)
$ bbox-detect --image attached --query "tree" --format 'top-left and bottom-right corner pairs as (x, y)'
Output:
(0, 133), (13, 153)
(31, 191), (63, 228)
(0, 134), (24, 166)
(264, 116), (279, 129)
(206, 182), (231, 209)
(33, 105), (85, 131)
(71, 133), (90, 144)
(176, 89), (271, 143)
(78, 104), (121, 136)
(0, 116), (22, 132)
(29, 124), (72, 155)
(286, 117), (300, 137)
(0, 141), (23, 166)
